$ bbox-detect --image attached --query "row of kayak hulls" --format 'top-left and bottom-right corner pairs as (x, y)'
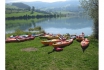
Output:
(40, 32), (90, 52)
(41, 37), (90, 52)
(6, 38), (25, 43)
(6, 36), (35, 43)
(39, 33), (69, 40)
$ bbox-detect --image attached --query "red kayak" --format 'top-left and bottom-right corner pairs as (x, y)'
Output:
(81, 38), (90, 52)
(6, 34), (35, 43)
(6, 37), (25, 43)
(41, 39), (61, 46)
(52, 39), (73, 48)
(76, 36), (84, 42)
(19, 35), (35, 40)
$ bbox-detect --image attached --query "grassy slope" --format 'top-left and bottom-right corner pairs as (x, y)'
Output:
(5, 4), (50, 17)
(6, 12), (45, 17)
(6, 4), (19, 9)
(6, 37), (98, 70)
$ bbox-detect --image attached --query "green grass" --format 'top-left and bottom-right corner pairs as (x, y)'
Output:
(6, 4), (19, 9)
(6, 37), (98, 70)
(6, 11), (46, 17)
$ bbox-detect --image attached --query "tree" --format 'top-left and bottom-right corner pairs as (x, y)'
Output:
(31, 6), (35, 14)
(80, 0), (98, 39)
(27, 7), (31, 11)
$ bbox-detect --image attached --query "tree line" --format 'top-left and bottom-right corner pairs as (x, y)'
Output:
(6, 14), (59, 20)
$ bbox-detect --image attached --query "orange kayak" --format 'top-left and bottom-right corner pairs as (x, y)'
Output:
(76, 36), (84, 42)
(41, 39), (61, 46)
(52, 39), (73, 48)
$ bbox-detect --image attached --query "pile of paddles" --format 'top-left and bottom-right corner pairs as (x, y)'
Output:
(40, 32), (90, 52)
(40, 33), (73, 51)
(6, 34), (35, 43)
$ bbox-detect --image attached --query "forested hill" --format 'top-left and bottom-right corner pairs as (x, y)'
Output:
(12, 3), (30, 9)
(6, 1), (82, 12)
(23, 1), (81, 12)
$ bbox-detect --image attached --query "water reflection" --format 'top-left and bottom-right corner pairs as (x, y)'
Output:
(6, 18), (46, 33)
(36, 17), (93, 29)
(36, 17), (93, 35)
(6, 17), (93, 35)
(45, 27), (92, 35)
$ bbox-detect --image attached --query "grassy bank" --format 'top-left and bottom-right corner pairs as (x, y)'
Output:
(6, 11), (45, 18)
(6, 37), (98, 70)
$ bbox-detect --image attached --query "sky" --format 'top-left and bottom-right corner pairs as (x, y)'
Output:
(5, 0), (79, 3)
(6, 0), (68, 3)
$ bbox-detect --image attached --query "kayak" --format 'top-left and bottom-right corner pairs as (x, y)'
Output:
(81, 38), (90, 52)
(6, 34), (35, 43)
(76, 36), (84, 42)
(6, 38), (25, 43)
(52, 39), (73, 48)
(47, 36), (59, 40)
(41, 39), (61, 46)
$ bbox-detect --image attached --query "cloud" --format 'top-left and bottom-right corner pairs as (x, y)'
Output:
(6, 0), (67, 3)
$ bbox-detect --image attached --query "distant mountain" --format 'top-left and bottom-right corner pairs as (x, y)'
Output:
(12, 2), (30, 9)
(22, 1), (82, 12)
(6, 1), (82, 12)
(23, 1), (80, 8)
(6, 4), (19, 9)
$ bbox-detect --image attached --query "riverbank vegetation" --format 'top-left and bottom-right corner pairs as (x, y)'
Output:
(28, 26), (42, 31)
(6, 12), (59, 20)
(80, 0), (98, 39)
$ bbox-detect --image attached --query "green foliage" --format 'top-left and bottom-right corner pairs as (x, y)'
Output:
(80, 0), (98, 21)
(28, 26), (42, 31)
(34, 26), (41, 30)
(31, 6), (35, 14)
(12, 2), (30, 9)
(14, 29), (25, 35)
(39, 30), (46, 33)
(28, 26), (46, 34)
(29, 26), (42, 31)
(6, 4), (19, 9)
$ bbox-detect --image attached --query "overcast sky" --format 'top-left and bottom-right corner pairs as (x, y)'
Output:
(6, 0), (67, 3)
(5, 0), (79, 3)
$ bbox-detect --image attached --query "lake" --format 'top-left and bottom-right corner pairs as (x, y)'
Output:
(6, 16), (93, 36)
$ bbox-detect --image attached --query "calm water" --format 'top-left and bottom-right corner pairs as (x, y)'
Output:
(6, 17), (93, 36)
